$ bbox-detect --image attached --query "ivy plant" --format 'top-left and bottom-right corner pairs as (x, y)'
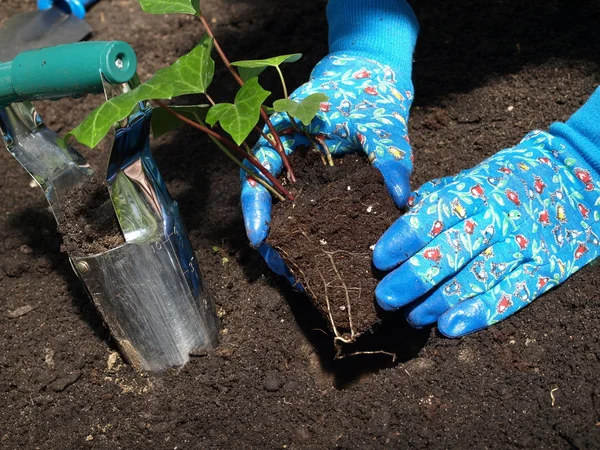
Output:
(67, 0), (328, 201)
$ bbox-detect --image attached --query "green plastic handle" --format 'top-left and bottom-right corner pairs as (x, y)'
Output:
(0, 41), (137, 107)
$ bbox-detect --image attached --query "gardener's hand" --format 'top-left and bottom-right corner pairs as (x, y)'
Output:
(241, 0), (419, 248)
(373, 127), (600, 337)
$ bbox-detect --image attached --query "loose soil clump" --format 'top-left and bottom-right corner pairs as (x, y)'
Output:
(269, 150), (400, 344)
(57, 178), (125, 256)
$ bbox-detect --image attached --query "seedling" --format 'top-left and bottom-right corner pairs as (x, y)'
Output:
(67, 0), (328, 201)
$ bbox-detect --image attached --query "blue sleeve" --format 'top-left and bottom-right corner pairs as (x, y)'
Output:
(327, 0), (420, 75)
(550, 87), (600, 174)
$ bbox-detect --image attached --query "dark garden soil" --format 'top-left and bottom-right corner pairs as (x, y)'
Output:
(269, 151), (398, 343)
(57, 178), (125, 257)
(1, 0), (599, 449)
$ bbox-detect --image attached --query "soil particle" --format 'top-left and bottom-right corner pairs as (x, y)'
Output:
(6, 304), (36, 318)
(264, 371), (283, 392)
(57, 178), (124, 256)
(269, 150), (399, 341)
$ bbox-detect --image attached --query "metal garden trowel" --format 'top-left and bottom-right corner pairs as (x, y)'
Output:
(0, 41), (219, 372)
(0, 0), (100, 61)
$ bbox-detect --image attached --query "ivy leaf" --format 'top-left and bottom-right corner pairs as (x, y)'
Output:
(138, 0), (200, 15)
(205, 77), (270, 145)
(151, 105), (209, 138)
(273, 93), (329, 126)
(232, 54), (302, 82)
(68, 35), (214, 148)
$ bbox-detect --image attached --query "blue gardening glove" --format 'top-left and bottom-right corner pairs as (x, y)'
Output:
(241, 0), (420, 249)
(374, 88), (600, 337)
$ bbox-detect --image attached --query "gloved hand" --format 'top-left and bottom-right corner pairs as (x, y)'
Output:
(241, 0), (420, 249)
(374, 89), (600, 337)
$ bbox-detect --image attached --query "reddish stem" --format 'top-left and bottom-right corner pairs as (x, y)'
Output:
(154, 100), (294, 201)
(199, 14), (296, 182)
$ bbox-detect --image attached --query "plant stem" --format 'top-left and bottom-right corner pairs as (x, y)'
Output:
(255, 125), (277, 147)
(286, 112), (301, 134)
(205, 93), (216, 106)
(275, 66), (288, 99)
(153, 99), (293, 201)
(198, 13), (296, 182)
(313, 134), (335, 167)
(207, 135), (285, 202)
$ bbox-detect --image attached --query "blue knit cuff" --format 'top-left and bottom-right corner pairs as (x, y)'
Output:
(550, 87), (600, 175)
(327, 0), (419, 77)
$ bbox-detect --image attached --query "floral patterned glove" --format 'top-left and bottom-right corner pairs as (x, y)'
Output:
(242, 55), (415, 247)
(241, 0), (420, 248)
(374, 129), (600, 337)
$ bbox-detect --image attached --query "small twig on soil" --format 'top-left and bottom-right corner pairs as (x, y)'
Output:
(198, 14), (296, 182)
(550, 387), (559, 407)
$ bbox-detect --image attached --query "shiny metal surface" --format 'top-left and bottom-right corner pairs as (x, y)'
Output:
(0, 8), (92, 62)
(0, 78), (218, 372)
(0, 101), (93, 223)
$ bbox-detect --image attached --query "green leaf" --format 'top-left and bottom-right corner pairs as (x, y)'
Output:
(206, 77), (270, 145)
(151, 105), (209, 138)
(233, 54), (302, 69)
(68, 35), (214, 148)
(237, 67), (268, 83)
(273, 93), (329, 126)
(138, 0), (200, 15)
(232, 54), (302, 82)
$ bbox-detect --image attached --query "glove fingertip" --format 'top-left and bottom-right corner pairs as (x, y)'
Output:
(246, 224), (269, 248)
(437, 299), (488, 338)
(241, 185), (272, 248)
(372, 160), (412, 208)
(383, 171), (411, 208)
(375, 267), (427, 311)
(372, 218), (424, 271)
(375, 281), (401, 311)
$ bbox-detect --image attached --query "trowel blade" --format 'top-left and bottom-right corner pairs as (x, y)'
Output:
(0, 7), (91, 62)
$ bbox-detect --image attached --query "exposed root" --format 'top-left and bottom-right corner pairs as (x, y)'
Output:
(318, 271), (344, 340)
(335, 349), (397, 362)
(323, 251), (356, 340)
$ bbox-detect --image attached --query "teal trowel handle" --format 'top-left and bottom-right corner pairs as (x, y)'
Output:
(0, 41), (136, 107)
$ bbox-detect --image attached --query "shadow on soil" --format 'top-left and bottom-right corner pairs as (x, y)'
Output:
(272, 276), (431, 389)
(8, 208), (114, 346)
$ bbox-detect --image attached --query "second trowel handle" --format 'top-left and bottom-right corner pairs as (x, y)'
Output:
(38, 0), (101, 19)
(0, 41), (136, 107)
